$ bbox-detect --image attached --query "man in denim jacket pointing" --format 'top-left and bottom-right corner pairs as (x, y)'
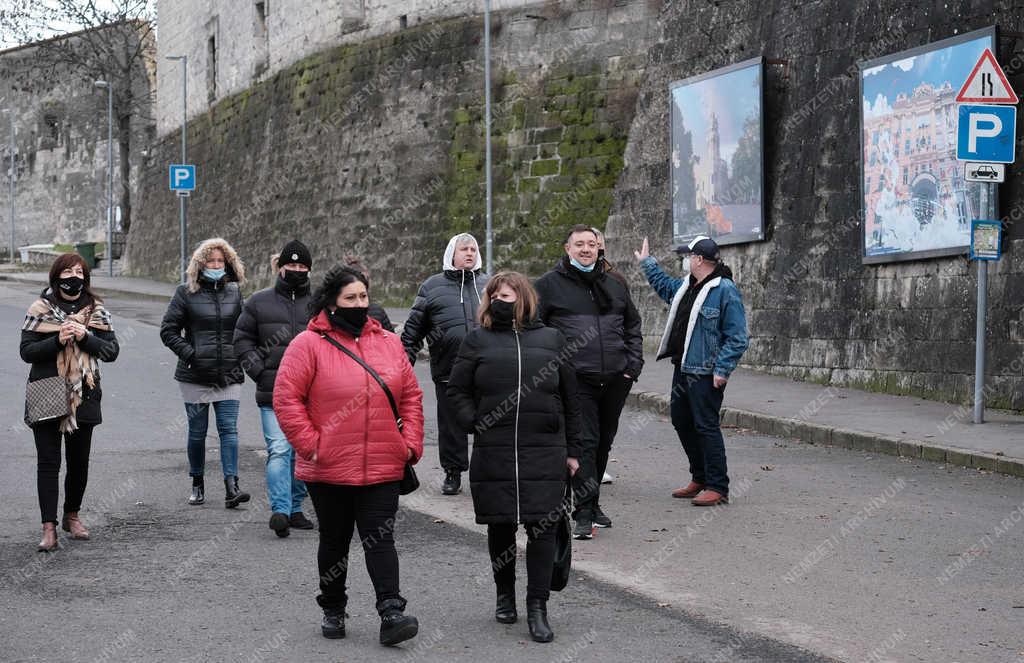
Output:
(635, 235), (748, 506)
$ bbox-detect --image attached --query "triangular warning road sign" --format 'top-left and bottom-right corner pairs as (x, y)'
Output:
(956, 47), (1019, 104)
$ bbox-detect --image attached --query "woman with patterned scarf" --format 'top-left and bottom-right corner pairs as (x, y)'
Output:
(20, 253), (120, 552)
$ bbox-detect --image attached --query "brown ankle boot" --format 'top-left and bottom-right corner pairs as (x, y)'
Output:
(38, 522), (58, 552)
(62, 512), (90, 540)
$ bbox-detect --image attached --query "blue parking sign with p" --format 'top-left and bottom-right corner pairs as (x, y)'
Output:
(169, 164), (196, 191)
(956, 104), (1016, 163)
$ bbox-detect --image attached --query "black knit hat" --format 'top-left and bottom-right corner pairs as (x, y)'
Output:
(279, 240), (312, 269)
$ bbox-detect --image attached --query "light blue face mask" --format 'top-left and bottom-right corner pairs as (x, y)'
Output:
(203, 267), (226, 281)
(569, 257), (595, 273)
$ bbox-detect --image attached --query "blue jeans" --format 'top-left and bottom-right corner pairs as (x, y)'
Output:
(185, 400), (240, 478)
(670, 371), (729, 495)
(259, 405), (307, 514)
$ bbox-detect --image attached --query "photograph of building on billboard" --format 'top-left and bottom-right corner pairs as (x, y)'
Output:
(859, 27), (995, 264)
(670, 57), (765, 246)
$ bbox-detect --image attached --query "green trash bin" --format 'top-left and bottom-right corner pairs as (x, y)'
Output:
(75, 242), (97, 268)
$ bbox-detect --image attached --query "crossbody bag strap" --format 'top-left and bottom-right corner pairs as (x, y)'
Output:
(319, 333), (403, 431)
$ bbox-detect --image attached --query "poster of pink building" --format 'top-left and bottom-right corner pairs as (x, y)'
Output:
(859, 28), (995, 263)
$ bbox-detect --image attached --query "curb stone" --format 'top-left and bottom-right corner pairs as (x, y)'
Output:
(625, 390), (1024, 479)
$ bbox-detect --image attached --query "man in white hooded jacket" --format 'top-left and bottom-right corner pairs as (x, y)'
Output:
(402, 233), (490, 495)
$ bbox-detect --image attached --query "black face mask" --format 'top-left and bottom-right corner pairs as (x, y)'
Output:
(57, 276), (85, 297)
(329, 306), (369, 335)
(282, 270), (309, 288)
(490, 299), (515, 328)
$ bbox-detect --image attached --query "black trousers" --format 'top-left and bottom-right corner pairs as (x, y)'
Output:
(488, 522), (556, 602)
(573, 373), (633, 513)
(306, 481), (404, 614)
(33, 421), (94, 524)
(435, 379), (469, 472)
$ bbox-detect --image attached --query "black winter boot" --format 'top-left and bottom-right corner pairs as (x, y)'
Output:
(526, 598), (554, 643)
(321, 607), (346, 639)
(188, 477), (204, 505)
(495, 584), (517, 624)
(224, 476), (250, 509)
(441, 470), (461, 495)
(378, 598), (418, 646)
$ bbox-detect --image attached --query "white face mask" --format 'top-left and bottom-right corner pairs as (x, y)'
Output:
(681, 257), (692, 273)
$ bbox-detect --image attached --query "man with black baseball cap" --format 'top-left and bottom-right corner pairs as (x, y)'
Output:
(234, 239), (316, 537)
(634, 235), (748, 506)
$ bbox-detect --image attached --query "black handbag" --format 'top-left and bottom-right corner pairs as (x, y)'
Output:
(550, 474), (573, 592)
(320, 333), (419, 495)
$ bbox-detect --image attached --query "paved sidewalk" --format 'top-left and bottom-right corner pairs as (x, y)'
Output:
(631, 362), (1024, 478)
(8, 268), (1020, 477)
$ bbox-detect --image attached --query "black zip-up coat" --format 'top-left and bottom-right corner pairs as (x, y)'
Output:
(401, 268), (489, 382)
(232, 276), (311, 406)
(20, 291), (120, 426)
(534, 259), (644, 379)
(160, 277), (245, 387)
(446, 321), (583, 525)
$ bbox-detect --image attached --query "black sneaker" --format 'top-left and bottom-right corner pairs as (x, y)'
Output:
(592, 505), (612, 528)
(269, 512), (290, 538)
(289, 512), (315, 530)
(321, 609), (346, 639)
(441, 470), (461, 496)
(573, 512), (594, 540)
(380, 607), (418, 646)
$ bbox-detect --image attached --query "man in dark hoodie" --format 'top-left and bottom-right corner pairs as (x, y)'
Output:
(635, 235), (748, 507)
(535, 224), (644, 540)
(402, 233), (489, 496)
(233, 240), (317, 538)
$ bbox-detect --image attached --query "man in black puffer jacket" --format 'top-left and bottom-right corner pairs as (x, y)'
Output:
(402, 233), (490, 496)
(535, 224), (644, 540)
(233, 240), (317, 538)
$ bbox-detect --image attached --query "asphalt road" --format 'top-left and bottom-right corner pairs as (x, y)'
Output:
(0, 283), (830, 663)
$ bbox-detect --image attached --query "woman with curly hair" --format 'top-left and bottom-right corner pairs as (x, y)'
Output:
(160, 238), (250, 508)
(274, 266), (424, 645)
(21, 253), (120, 551)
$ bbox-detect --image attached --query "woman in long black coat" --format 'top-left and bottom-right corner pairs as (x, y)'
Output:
(447, 271), (582, 644)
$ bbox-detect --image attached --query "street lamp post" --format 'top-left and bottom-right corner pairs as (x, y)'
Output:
(483, 0), (493, 274)
(94, 80), (113, 276)
(166, 54), (188, 284)
(2, 109), (14, 264)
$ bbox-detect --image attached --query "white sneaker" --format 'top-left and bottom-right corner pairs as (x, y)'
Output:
(602, 472), (614, 484)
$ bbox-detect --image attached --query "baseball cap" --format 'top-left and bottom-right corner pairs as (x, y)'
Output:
(674, 235), (720, 261)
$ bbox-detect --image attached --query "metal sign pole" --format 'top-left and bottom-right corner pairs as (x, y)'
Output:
(180, 56), (188, 285)
(973, 183), (990, 424)
(8, 113), (13, 265)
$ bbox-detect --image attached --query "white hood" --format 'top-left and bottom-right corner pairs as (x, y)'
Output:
(443, 233), (482, 271)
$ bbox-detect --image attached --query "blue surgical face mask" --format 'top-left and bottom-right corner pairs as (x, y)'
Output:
(203, 267), (226, 281)
(569, 257), (595, 273)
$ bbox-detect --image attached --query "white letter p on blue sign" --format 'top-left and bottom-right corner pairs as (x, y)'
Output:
(957, 104), (1016, 163)
(169, 164), (196, 191)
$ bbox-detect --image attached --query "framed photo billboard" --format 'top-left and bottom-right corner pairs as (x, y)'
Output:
(670, 57), (765, 247)
(859, 27), (996, 264)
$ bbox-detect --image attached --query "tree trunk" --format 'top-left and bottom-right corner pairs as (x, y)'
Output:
(117, 111), (131, 236)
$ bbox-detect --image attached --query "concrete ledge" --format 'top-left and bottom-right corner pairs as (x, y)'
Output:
(0, 274), (174, 303)
(627, 389), (1024, 479)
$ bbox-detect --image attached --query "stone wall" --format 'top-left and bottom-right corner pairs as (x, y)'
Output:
(155, 0), (613, 136)
(130, 0), (660, 301)
(0, 25), (154, 253)
(606, 0), (1024, 409)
